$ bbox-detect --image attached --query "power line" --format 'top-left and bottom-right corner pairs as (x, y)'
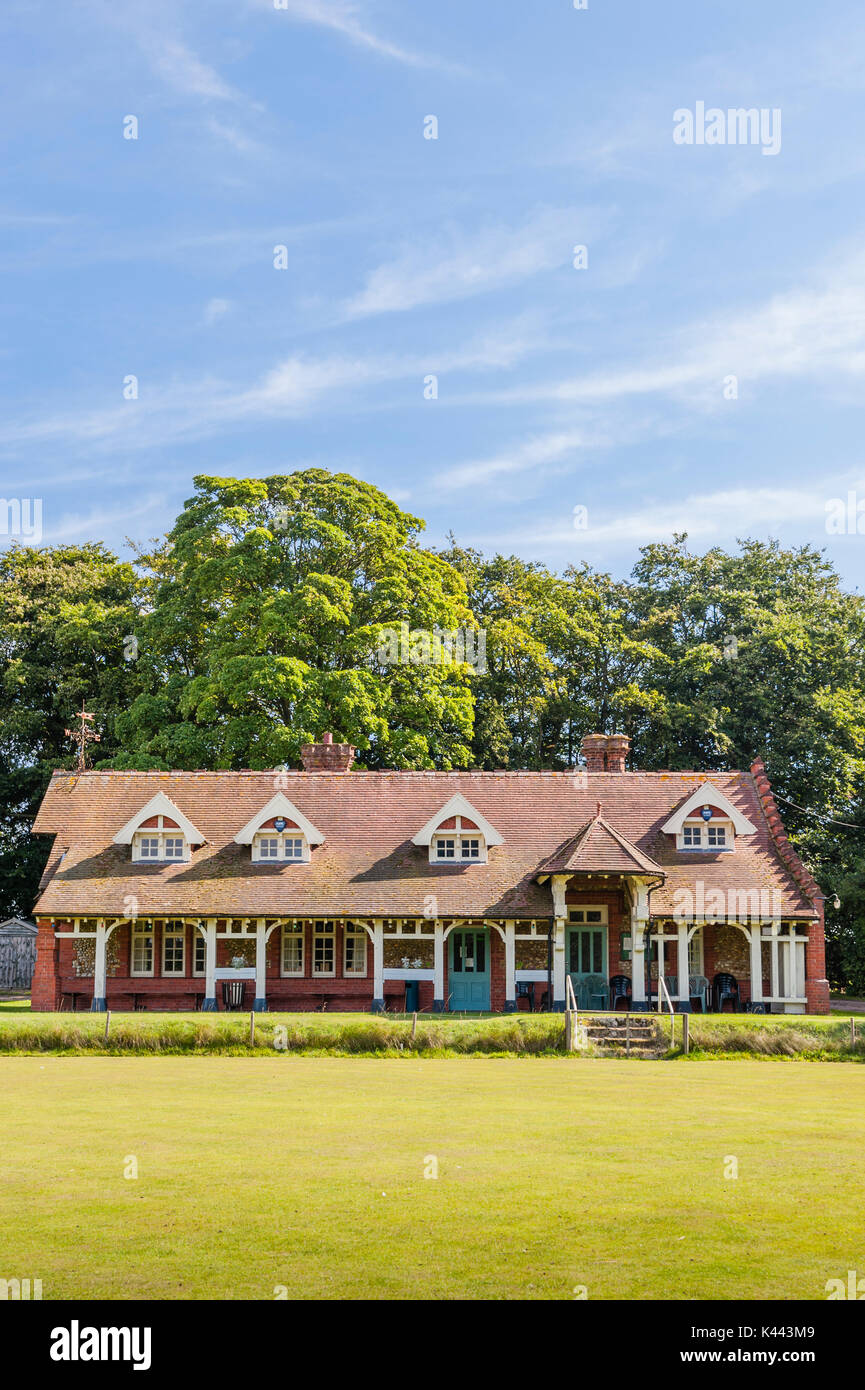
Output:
(773, 793), (862, 830)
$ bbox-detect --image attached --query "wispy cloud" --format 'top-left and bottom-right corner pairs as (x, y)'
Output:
(264, 0), (460, 71)
(437, 429), (595, 492)
(203, 297), (232, 325)
(343, 207), (593, 318)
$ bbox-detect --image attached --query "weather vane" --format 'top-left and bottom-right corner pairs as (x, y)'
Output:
(65, 702), (101, 774)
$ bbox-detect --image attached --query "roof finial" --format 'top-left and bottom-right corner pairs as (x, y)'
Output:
(596, 800), (602, 818)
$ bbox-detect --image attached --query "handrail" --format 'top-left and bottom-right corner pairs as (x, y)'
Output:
(566, 974), (579, 1014)
(657, 974), (674, 1016)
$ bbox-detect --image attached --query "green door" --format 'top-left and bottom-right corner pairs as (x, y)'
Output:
(567, 919), (608, 1009)
(449, 930), (490, 1011)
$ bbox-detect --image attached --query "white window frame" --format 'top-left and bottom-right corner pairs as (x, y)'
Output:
(132, 819), (189, 863)
(162, 920), (186, 976)
(567, 906), (609, 925)
(312, 920), (336, 978)
(280, 923), (305, 978)
(677, 818), (734, 852)
(688, 927), (704, 976)
(252, 831), (309, 864)
(430, 816), (487, 864)
(343, 926), (368, 977)
(192, 927), (206, 978)
(131, 921), (155, 977)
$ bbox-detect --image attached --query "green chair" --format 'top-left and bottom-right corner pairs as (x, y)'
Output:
(581, 973), (609, 1011)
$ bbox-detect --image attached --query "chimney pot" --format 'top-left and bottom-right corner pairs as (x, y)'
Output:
(300, 733), (355, 773)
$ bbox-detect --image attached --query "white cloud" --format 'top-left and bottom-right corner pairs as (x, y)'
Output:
(265, 0), (458, 71)
(343, 208), (591, 318)
(203, 297), (232, 325)
(437, 429), (593, 491)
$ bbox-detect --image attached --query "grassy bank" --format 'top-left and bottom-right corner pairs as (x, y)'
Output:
(0, 1002), (862, 1058)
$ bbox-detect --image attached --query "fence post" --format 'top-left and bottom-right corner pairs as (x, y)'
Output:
(626, 1016), (630, 1056)
(682, 1011), (690, 1055)
(411, 1011), (418, 1043)
(104, 1010), (111, 1041)
(564, 1009), (572, 1052)
(852, 1016), (856, 1048)
(249, 1011), (255, 1047)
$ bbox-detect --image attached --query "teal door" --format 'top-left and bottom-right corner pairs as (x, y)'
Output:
(567, 921), (608, 1009)
(449, 930), (490, 1011)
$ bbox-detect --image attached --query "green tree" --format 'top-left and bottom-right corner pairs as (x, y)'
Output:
(112, 472), (477, 770)
(0, 543), (138, 916)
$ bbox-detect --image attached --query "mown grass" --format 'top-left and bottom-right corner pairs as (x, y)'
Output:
(0, 1001), (862, 1058)
(3, 1057), (864, 1299)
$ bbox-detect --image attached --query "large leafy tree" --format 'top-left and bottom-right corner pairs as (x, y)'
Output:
(0, 543), (138, 916)
(112, 472), (477, 770)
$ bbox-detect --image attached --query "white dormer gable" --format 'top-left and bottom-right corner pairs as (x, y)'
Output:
(234, 793), (325, 847)
(412, 794), (503, 867)
(662, 785), (756, 841)
(113, 792), (205, 846)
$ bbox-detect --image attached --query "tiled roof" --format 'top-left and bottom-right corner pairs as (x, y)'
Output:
(30, 766), (819, 920)
(538, 811), (664, 875)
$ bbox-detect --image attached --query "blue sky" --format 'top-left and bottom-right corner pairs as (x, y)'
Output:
(3, 0), (865, 585)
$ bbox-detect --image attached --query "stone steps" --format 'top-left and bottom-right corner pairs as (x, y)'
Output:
(581, 1014), (663, 1056)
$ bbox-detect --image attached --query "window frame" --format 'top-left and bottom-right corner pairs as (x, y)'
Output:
(192, 927), (206, 978)
(343, 926), (368, 977)
(131, 920), (155, 977)
(132, 829), (189, 864)
(312, 920), (336, 978)
(252, 831), (309, 864)
(161, 920), (186, 976)
(430, 816), (487, 864)
(677, 818), (734, 852)
(280, 922), (305, 978)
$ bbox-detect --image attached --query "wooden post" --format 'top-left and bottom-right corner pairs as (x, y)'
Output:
(626, 1016), (630, 1056)
(410, 1011), (417, 1043)
(104, 1010), (111, 1041)
(682, 1011), (690, 1055)
(564, 1008), (572, 1052)
(851, 1016), (856, 1047)
(249, 1011), (255, 1046)
(670, 1011), (675, 1046)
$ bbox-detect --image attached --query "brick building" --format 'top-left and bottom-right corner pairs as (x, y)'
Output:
(29, 733), (829, 1015)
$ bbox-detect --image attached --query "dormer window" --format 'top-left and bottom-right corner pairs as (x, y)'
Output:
(235, 793), (324, 865)
(433, 832), (482, 862)
(662, 786), (755, 854)
(252, 831), (308, 864)
(680, 818), (732, 852)
(114, 794), (204, 863)
(412, 793), (503, 866)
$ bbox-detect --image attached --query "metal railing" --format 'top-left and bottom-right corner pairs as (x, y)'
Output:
(657, 974), (676, 1044)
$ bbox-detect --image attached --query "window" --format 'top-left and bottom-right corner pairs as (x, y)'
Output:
(344, 927), (367, 976)
(281, 923), (304, 977)
(193, 929), (206, 977)
(569, 908), (606, 925)
(679, 820), (733, 851)
(433, 834), (485, 863)
(313, 921), (335, 977)
(133, 832), (187, 863)
(131, 921), (154, 976)
(162, 920), (186, 975)
(252, 832), (308, 863)
(688, 927), (704, 976)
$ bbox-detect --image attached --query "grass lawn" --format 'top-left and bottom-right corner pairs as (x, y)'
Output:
(2, 1056), (863, 1299)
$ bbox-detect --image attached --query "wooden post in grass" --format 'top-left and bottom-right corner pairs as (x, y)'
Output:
(682, 1011), (689, 1055)
(104, 1010), (111, 1041)
(410, 1011), (417, 1043)
(564, 1008), (572, 1052)
(249, 1011), (255, 1047)
(852, 1016), (856, 1048)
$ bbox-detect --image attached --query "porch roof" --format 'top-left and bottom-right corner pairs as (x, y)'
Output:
(537, 810), (664, 876)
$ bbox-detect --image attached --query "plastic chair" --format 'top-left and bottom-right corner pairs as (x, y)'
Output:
(221, 979), (245, 1011)
(689, 974), (710, 1013)
(579, 973), (609, 1011)
(609, 974), (632, 1012)
(713, 973), (740, 1013)
(663, 975), (678, 1001)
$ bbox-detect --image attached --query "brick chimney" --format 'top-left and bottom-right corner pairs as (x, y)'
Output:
(605, 733), (630, 774)
(579, 732), (630, 773)
(300, 731), (356, 773)
(580, 733), (608, 773)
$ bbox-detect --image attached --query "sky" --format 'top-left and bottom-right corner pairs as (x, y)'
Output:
(2, 0), (865, 586)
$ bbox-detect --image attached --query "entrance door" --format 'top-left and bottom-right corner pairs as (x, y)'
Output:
(449, 929), (490, 1011)
(567, 909), (608, 1009)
